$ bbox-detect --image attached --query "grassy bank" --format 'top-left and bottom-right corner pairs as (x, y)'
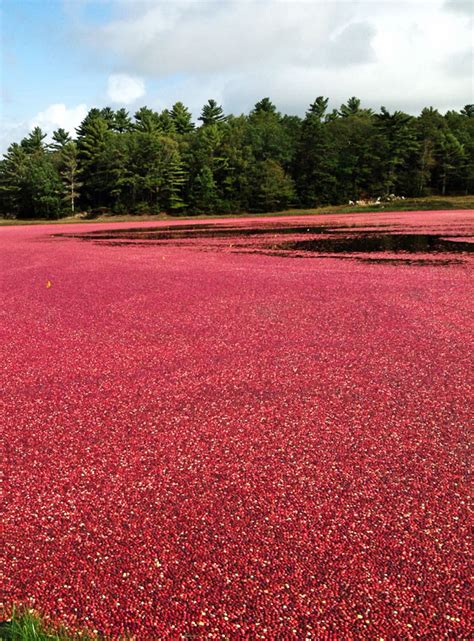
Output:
(0, 195), (473, 227)
(0, 610), (96, 641)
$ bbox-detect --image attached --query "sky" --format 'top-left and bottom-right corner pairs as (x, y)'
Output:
(0, 0), (473, 152)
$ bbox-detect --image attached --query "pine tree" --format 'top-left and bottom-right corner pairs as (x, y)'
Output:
(76, 108), (102, 137)
(252, 97), (277, 115)
(375, 107), (419, 195)
(23, 154), (63, 219)
(0, 143), (29, 216)
(100, 107), (116, 128)
(170, 102), (195, 134)
(416, 107), (445, 194)
(161, 141), (186, 212)
(308, 96), (329, 121)
(157, 109), (176, 135)
(329, 111), (381, 201)
(199, 99), (226, 126)
(51, 128), (72, 150)
(247, 100), (295, 168)
(436, 131), (465, 195)
(76, 112), (111, 208)
(340, 97), (373, 119)
(21, 127), (47, 154)
(59, 142), (82, 214)
(191, 166), (218, 212)
(249, 159), (294, 211)
(133, 107), (160, 133)
(293, 101), (337, 206)
(113, 108), (132, 133)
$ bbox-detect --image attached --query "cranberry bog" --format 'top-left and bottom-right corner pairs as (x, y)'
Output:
(1, 210), (472, 640)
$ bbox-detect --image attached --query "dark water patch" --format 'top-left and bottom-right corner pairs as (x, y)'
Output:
(247, 250), (465, 266)
(53, 224), (473, 265)
(275, 234), (474, 254)
(356, 257), (465, 265)
(92, 240), (199, 248)
(56, 224), (216, 237)
(55, 224), (334, 243)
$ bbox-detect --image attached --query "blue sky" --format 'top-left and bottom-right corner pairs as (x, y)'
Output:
(1, 0), (473, 152)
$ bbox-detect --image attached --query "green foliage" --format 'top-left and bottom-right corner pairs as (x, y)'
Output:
(329, 111), (382, 201)
(76, 113), (123, 209)
(133, 107), (160, 134)
(191, 165), (219, 212)
(199, 99), (226, 126)
(0, 143), (29, 216)
(249, 159), (295, 211)
(51, 128), (72, 150)
(252, 97), (277, 115)
(21, 127), (47, 154)
(0, 608), (95, 641)
(375, 107), (420, 195)
(22, 155), (63, 219)
(58, 142), (82, 214)
(113, 108), (132, 133)
(308, 96), (329, 121)
(0, 141), (62, 219)
(293, 100), (338, 206)
(170, 102), (195, 134)
(1, 98), (472, 219)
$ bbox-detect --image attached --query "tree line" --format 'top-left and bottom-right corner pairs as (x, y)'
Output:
(0, 97), (473, 219)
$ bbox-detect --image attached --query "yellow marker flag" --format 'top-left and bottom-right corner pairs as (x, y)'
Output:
(46, 280), (52, 288)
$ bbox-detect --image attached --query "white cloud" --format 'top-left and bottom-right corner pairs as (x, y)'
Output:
(0, 120), (29, 156)
(94, 2), (356, 76)
(30, 103), (89, 137)
(1, 103), (89, 155)
(77, 0), (472, 116)
(444, 0), (473, 16)
(107, 74), (146, 104)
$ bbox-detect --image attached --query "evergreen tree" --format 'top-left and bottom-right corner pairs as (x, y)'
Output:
(133, 107), (161, 133)
(249, 159), (294, 211)
(191, 166), (219, 212)
(51, 128), (72, 150)
(309, 96), (329, 121)
(157, 109), (176, 135)
(170, 102), (195, 134)
(113, 108), (132, 133)
(199, 99), (226, 126)
(0, 143), (29, 216)
(340, 97), (361, 118)
(76, 112), (111, 208)
(416, 107), (445, 194)
(21, 127), (47, 154)
(252, 97), (277, 115)
(329, 110), (381, 201)
(59, 142), (82, 214)
(247, 100), (294, 168)
(375, 107), (419, 195)
(340, 97), (373, 119)
(1, 97), (473, 220)
(76, 108), (103, 137)
(160, 139), (186, 212)
(445, 108), (474, 194)
(461, 104), (474, 118)
(100, 107), (116, 128)
(293, 100), (337, 205)
(23, 154), (63, 219)
(436, 131), (465, 195)
(217, 115), (254, 212)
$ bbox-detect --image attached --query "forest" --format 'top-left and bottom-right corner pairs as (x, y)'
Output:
(0, 97), (473, 219)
